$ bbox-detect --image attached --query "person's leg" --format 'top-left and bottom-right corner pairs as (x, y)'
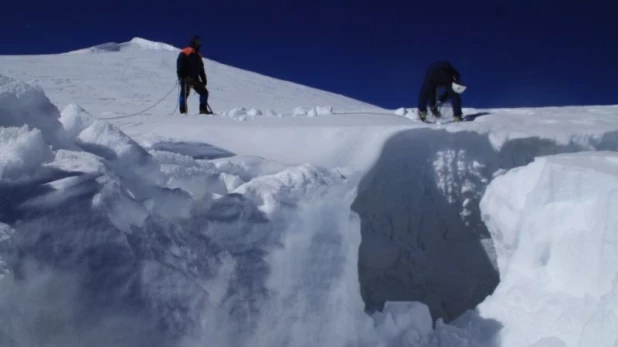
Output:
(417, 86), (429, 113)
(447, 87), (463, 118)
(429, 86), (448, 117)
(417, 82), (436, 114)
(192, 83), (210, 114)
(438, 86), (450, 104)
(416, 89), (430, 121)
(432, 84), (463, 119)
(178, 79), (190, 114)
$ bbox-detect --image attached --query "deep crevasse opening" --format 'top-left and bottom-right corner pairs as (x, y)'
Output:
(352, 127), (618, 323)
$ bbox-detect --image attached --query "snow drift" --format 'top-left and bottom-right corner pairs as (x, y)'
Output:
(478, 152), (618, 347)
(0, 74), (385, 347)
(0, 74), (220, 346)
(218, 105), (334, 121)
(0, 74), (68, 149)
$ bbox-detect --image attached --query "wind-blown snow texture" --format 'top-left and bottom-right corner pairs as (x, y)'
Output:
(1, 38), (618, 347)
(0, 73), (379, 347)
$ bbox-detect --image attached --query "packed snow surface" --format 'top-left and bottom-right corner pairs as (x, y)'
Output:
(1, 38), (618, 347)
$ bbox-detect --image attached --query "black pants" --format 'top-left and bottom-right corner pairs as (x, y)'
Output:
(179, 78), (209, 113)
(417, 70), (462, 116)
(418, 85), (462, 116)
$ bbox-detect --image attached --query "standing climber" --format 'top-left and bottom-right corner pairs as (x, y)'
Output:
(177, 35), (212, 114)
(417, 60), (466, 121)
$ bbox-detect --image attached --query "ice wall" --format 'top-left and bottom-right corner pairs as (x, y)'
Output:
(352, 127), (618, 322)
(478, 152), (618, 347)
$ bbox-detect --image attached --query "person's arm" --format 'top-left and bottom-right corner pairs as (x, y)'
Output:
(176, 52), (187, 80)
(198, 54), (207, 85)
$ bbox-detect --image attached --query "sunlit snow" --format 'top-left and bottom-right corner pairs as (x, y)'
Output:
(0, 38), (617, 347)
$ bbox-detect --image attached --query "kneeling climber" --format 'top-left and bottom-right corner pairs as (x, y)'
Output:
(177, 35), (212, 114)
(417, 60), (466, 121)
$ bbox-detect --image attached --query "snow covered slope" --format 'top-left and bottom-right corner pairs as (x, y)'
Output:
(479, 152), (618, 347)
(0, 37), (380, 118)
(1, 38), (618, 347)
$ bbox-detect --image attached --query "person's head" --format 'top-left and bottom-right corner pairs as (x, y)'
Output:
(189, 35), (201, 51)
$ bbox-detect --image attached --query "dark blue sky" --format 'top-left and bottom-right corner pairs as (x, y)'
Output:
(1, 0), (617, 109)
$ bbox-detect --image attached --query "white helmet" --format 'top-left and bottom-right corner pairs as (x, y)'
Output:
(452, 82), (467, 94)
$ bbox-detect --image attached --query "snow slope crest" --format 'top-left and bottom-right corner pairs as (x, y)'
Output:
(66, 37), (179, 54)
(2, 37), (382, 117)
(479, 152), (618, 347)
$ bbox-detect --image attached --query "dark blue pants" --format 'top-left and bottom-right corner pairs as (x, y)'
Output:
(179, 78), (209, 113)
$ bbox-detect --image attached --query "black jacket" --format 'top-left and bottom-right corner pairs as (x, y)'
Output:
(422, 61), (461, 88)
(177, 47), (207, 84)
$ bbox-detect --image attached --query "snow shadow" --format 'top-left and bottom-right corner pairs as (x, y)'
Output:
(352, 127), (618, 328)
(148, 140), (235, 160)
(464, 112), (491, 121)
(0, 170), (95, 224)
(0, 174), (223, 347)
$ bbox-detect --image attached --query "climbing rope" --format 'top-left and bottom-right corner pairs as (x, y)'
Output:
(168, 83), (179, 115)
(103, 82), (179, 119)
(124, 82), (179, 117)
